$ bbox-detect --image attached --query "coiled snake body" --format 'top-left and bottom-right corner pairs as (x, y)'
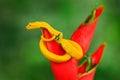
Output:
(26, 22), (83, 63)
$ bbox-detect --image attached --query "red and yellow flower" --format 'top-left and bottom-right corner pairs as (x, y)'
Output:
(26, 5), (106, 80)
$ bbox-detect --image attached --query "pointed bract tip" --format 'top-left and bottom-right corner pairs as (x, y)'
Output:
(95, 5), (104, 19)
(102, 42), (107, 46)
(98, 5), (105, 9)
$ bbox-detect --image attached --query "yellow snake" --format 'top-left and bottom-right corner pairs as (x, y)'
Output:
(26, 22), (83, 63)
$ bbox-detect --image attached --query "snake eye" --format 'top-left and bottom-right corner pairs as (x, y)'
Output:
(55, 33), (61, 41)
(55, 35), (59, 41)
(55, 33), (63, 41)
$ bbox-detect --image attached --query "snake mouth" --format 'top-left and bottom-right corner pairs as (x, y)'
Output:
(26, 22), (33, 30)
(26, 26), (31, 30)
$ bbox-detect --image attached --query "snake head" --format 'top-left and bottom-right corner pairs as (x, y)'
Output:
(26, 22), (41, 30)
(26, 22), (62, 39)
(26, 22), (33, 30)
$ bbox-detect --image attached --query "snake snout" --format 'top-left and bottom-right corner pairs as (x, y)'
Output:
(26, 25), (31, 30)
(26, 23), (32, 30)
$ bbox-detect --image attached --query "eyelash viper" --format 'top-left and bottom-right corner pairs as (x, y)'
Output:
(26, 22), (83, 63)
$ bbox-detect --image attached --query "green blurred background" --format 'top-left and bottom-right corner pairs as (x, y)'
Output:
(0, 0), (120, 80)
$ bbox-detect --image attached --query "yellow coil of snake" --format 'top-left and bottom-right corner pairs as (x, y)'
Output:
(40, 39), (71, 63)
(59, 39), (83, 59)
(41, 35), (56, 42)
(26, 21), (83, 62)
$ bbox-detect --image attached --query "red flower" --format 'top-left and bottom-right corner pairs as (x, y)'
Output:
(27, 5), (105, 80)
(41, 5), (105, 80)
